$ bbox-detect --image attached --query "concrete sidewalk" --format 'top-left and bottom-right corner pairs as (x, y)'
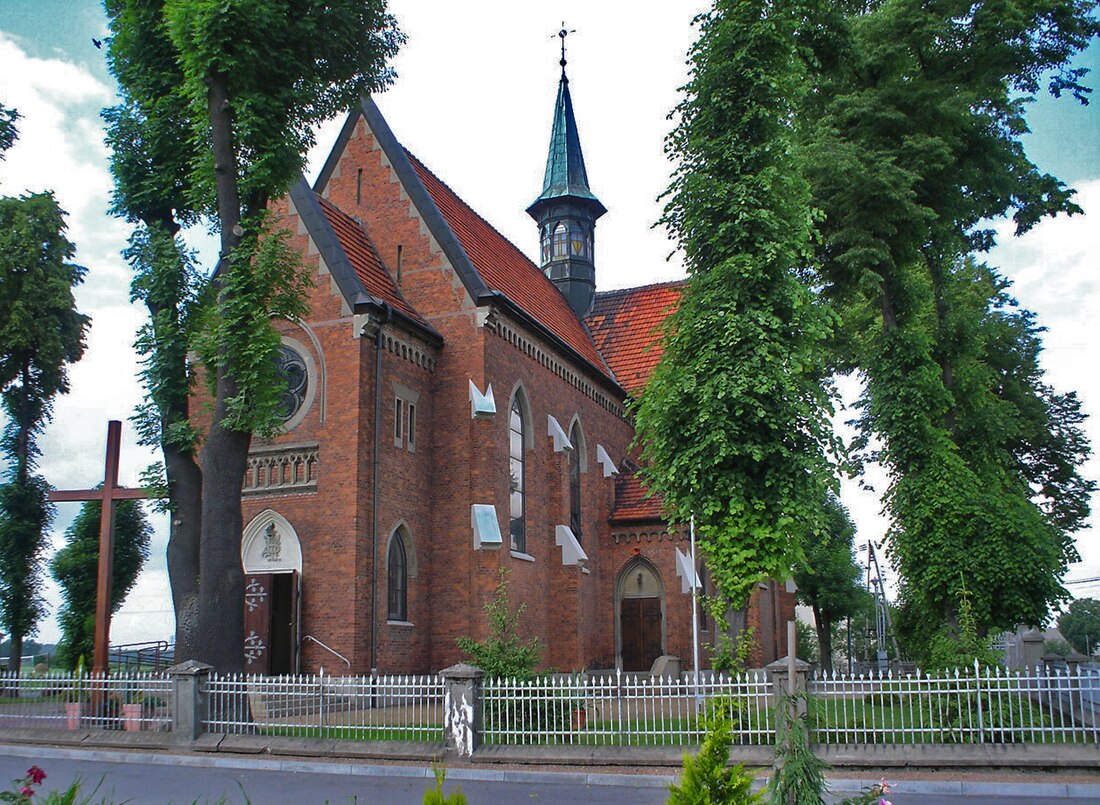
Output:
(2, 743), (1099, 800)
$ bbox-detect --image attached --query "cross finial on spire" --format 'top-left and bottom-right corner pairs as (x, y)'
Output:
(556, 23), (575, 71)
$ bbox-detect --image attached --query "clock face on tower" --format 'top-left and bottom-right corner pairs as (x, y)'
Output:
(275, 344), (309, 425)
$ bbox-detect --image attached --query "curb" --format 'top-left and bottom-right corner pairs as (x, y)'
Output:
(3, 744), (1100, 799)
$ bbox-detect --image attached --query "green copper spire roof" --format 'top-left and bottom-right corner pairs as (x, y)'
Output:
(527, 70), (606, 217)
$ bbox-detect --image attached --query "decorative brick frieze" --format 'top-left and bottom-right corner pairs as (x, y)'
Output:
(610, 526), (689, 545)
(244, 443), (320, 497)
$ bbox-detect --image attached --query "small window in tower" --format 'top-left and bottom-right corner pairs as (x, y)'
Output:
(407, 403), (416, 451)
(570, 224), (587, 258)
(552, 223), (568, 259)
(540, 225), (552, 265)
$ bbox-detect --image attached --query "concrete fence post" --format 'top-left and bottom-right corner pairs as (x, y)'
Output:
(765, 656), (811, 717)
(167, 659), (213, 742)
(440, 663), (484, 757)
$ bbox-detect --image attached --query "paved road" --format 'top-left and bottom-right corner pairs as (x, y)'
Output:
(0, 746), (1090, 804)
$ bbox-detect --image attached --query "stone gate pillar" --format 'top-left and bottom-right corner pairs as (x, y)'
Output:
(440, 663), (484, 757)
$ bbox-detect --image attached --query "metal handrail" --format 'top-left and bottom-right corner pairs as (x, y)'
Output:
(303, 634), (351, 668)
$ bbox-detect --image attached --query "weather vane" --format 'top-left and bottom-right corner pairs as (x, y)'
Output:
(555, 22), (576, 70)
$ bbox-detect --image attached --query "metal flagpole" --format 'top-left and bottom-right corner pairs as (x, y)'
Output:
(691, 515), (701, 712)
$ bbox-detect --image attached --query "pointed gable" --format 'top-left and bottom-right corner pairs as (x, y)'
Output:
(315, 196), (426, 326)
(586, 280), (684, 396)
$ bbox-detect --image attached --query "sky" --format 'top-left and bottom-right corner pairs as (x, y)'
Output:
(0, 1), (1097, 648)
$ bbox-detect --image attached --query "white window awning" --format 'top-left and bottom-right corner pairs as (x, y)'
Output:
(554, 525), (588, 567)
(469, 380), (496, 419)
(471, 504), (503, 549)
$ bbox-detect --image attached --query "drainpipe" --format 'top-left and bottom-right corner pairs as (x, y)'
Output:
(370, 303), (391, 676)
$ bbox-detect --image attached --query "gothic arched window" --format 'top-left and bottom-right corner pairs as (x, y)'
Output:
(552, 222), (569, 260)
(569, 421), (582, 541)
(540, 224), (552, 265)
(569, 223), (589, 259)
(387, 531), (408, 621)
(509, 393), (527, 553)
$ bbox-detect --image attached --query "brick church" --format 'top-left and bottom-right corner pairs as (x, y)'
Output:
(237, 63), (794, 676)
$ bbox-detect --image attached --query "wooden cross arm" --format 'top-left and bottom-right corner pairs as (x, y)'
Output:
(48, 488), (156, 502)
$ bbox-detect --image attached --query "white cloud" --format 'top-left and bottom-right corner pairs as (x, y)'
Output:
(1, 33), (170, 646)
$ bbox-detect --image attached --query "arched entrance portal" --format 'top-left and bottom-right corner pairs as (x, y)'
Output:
(241, 510), (303, 674)
(616, 558), (665, 672)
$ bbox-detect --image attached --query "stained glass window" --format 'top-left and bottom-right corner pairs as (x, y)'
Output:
(275, 345), (308, 424)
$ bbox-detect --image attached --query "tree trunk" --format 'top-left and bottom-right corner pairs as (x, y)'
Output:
(814, 606), (833, 674)
(194, 70), (249, 673)
(164, 445), (201, 661)
(7, 635), (23, 677)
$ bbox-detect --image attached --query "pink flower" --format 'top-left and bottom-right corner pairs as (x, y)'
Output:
(20, 786), (35, 797)
(879, 778), (891, 794)
(26, 766), (46, 785)
(878, 799), (891, 805)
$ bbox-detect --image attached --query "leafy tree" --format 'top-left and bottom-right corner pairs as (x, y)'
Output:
(793, 496), (869, 672)
(456, 570), (541, 679)
(49, 497), (152, 671)
(634, 0), (839, 609)
(797, 1), (1098, 644)
(0, 103), (18, 157)
(1057, 598), (1100, 656)
(102, 0), (403, 670)
(0, 160), (90, 672)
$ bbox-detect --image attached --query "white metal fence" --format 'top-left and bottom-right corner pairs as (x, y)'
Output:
(481, 672), (775, 746)
(807, 664), (1100, 744)
(2, 664), (1095, 748)
(0, 672), (172, 732)
(203, 672), (445, 740)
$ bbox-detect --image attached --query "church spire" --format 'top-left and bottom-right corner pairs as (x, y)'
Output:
(527, 27), (606, 319)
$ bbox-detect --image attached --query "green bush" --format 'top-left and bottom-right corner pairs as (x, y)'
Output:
(668, 704), (761, 804)
(423, 765), (466, 805)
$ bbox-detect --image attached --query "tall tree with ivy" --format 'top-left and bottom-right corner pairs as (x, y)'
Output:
(50, 497), (152, 671)
(633, 0), (839, 609)
(798, 0), (1097, 643)
(0, 108), (90, 672)
(102, 0), (403, 671)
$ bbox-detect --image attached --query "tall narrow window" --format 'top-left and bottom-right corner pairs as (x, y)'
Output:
(509, 394), (526, 553)
(407, 402), (416, 450)
(387, 534), (408, 621)
(569, 421), (582, 541)
(394, 397), (403, 443)
(552, 222), (569, 259)
(540, 224), (552, 265)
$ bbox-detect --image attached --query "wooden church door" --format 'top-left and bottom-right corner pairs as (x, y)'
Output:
(243, 572), (299, 674)
(620, 597), (663, 671)
(618, 560), (665, 672)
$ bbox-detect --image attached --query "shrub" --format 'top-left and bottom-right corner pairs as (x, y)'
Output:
(668, 705), (761, 804)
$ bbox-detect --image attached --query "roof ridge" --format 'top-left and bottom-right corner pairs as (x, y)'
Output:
(594, 278), (687, 298)
(403, 149), (541, 274)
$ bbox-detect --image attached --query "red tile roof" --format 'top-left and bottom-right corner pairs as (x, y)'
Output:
(405, 151), (610, 375)
(586, 281), (684, 396)
(317, 196), (426, 325)
(611, 469), (668, 523)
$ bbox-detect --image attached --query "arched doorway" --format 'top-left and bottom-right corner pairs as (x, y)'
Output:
(241, 510), (303, 674)
(616, 558), (665, 672)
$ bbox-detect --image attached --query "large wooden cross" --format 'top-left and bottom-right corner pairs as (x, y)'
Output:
(49, 420), (154, 675)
